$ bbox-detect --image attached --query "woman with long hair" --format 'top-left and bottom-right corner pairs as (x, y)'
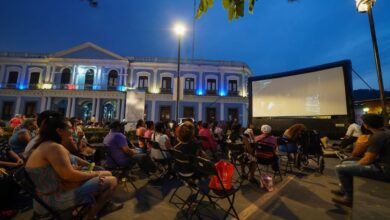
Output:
(25, 114), (118, 220)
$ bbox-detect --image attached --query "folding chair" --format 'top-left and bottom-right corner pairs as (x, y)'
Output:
(191, 157), (240, 220)
(226, 143), (246, 178)
(102, 146), (138, 191)
(148, 140), (173, 179)
(254, 143), (283, 182)
(12, 167), (88, 220)
(277, 137), (295, 175)
(168, 148), (199, 218)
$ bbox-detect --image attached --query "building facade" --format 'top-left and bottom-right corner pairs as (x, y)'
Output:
(0, 42), (251, 125)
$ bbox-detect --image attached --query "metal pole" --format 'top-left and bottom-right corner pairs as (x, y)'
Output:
(176, 36), (182, 122)
(367, 4), (388, 122)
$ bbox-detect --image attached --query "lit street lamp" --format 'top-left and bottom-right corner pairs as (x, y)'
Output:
(355, 0), (388, 121)
(174, 23), (186, 122)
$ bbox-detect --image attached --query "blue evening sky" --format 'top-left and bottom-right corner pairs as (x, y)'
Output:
(0, 0), (389, 90)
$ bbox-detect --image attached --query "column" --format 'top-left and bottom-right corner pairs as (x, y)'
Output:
(15, 96), (21, 114)
(45, 97), (52, 110)
(151, 100), (155, 122)
(220, 103), (224, 121)
(95, 98), (101, 121)
(40, 97), (47, 112)
(242, 103), (247, 127)
(70, 97), (76, 117)
(91, 98), (96, 117)
(199, 71), (203, 92)
(198, 102), (202, 121)
(120, 98), (125, 121)
(220, 72), (225, 94)
(45, 65), (51, 83)
(115, 98), (120, 119)
(72, 65), (77, 85)
(123, 68), (127, 87)
(66, 97), (72, 117)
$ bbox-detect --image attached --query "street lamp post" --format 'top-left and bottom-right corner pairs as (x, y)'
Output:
(355, 0), (388, 122)
(174, 23), (186, 122)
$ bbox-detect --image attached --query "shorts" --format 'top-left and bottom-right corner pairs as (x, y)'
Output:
(74, 176), (104, 205)
(278, 144), (297, 153)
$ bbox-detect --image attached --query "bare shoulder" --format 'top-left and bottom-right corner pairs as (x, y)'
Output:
(40, 141), (67, 154)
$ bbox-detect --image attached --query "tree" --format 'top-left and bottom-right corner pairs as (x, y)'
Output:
(196, 0), (297, 21)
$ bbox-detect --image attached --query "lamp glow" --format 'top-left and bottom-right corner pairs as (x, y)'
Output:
(363, 107), (369, 113)
(355, 0), (375, 12)
(174, 23), (186, 37)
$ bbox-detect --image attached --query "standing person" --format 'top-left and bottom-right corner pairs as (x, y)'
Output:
(9, 114), (22, 128)
(332, 114), (390, 207)
(25, 114), (119, 220)
(340, 119), (362, 151)
(280, 123), (307, 166)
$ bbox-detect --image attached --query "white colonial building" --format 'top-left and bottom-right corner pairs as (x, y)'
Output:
(0, 42), (251, 125)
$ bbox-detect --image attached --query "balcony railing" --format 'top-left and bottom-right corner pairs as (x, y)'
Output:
(206, 90), (218, 96)
(228, 91), (239, 96)
(184, 89), (195, 95)
(160, 88), (172, 94)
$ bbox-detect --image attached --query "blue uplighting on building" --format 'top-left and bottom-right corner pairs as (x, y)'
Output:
(17, 84), (27, 90)
(219, 90), (226, 96)
(117, 85), (126, 92)
(196, 89), (203, 96)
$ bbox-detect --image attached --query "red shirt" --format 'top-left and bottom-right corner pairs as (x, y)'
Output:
(10, 118), (22, 128)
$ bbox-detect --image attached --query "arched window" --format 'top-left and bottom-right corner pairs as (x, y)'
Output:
(61, 68), (71, 85)
(107, 70), (118, 89)
(85, 69), (94, 89)
(7, 71), (19, 88)
(29, 72), (40, 89)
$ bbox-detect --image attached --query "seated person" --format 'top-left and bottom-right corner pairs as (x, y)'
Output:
(25, 114), (118, 219)
(341, 125), (372, 162)
(104, 120), (155, 174)
(198, 122), (218, 155)
(0, 125), (23, 218)
(340, 119), (362, 151)
(174, 121), (207, 177)
(136, 119), (147, 150)
(228, 123), (258, 184)
(255, 124), (279, 171)
(332, 114), (390, 207)
(9, 118), (37, 155)
(150, 122), (172, 160)
(244, 123), (256, 143)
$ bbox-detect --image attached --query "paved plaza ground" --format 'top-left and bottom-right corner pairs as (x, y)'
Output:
(14, 156), (351, 220)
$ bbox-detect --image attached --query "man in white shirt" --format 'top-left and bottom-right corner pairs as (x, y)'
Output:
(340, 119), (362, 150)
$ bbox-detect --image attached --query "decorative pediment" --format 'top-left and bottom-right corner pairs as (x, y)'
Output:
(51, 42), (125, 60)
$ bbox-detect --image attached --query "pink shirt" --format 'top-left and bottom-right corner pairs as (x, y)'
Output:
(199, 128), (217, 151)
(255, 134), (277, 150)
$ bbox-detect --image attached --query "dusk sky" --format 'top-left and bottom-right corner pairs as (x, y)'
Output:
(0, 0), (389, 90)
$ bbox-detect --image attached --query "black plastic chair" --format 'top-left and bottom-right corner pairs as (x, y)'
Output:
(254, 143), (283, 182)
(12, 167), (88, 220)
(148, 140), (173, 178)
(191, 157), (240, 220)
(102, 146), (138, 190)
(168, 148), (199, 218)
(277, 137), (295, 175)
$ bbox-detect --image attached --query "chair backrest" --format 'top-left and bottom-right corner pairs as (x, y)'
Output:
(227, 143), (244, 153)
(148, 140), (161, 150)
(12, 167), (62, 219)
(192, 156), (217, 176)
(103, 145), (122, 169)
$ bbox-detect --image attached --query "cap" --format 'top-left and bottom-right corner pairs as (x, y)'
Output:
(261, 124), (272, 134)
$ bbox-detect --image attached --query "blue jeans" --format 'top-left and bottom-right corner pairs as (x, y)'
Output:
(335, 161), (390, 199)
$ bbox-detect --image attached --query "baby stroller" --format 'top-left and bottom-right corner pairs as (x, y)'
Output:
(297, 130), (325, 173)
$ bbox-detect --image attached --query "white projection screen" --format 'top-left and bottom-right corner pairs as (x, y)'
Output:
(251, 66), (348, 117)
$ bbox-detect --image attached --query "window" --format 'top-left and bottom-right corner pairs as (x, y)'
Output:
(206, 79), (217, 95)
(161, 77), (172, 93)
(24, 102), (37, 117)
(138, 76), (148, 89)
(1, 102), (14, 120)
(107, 70), (118, 90)
(61, 68), (71, 86)
(185, 78), (195, 90)
(159, 106), (171, 122)
(228, 79), (238, 95)
(7, 71), (18, 86)
(85, 69), (94, 89)
(183, 106), (194, 118)
(29, 72), (40, 88)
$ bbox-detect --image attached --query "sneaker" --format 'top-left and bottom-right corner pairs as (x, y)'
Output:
(332, 196), (352, 207)
(330, 189), (345, 196)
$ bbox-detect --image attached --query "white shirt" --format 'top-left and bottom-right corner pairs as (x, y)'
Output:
(150, 132), (170, 160)
(346, 123), (362, 137)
